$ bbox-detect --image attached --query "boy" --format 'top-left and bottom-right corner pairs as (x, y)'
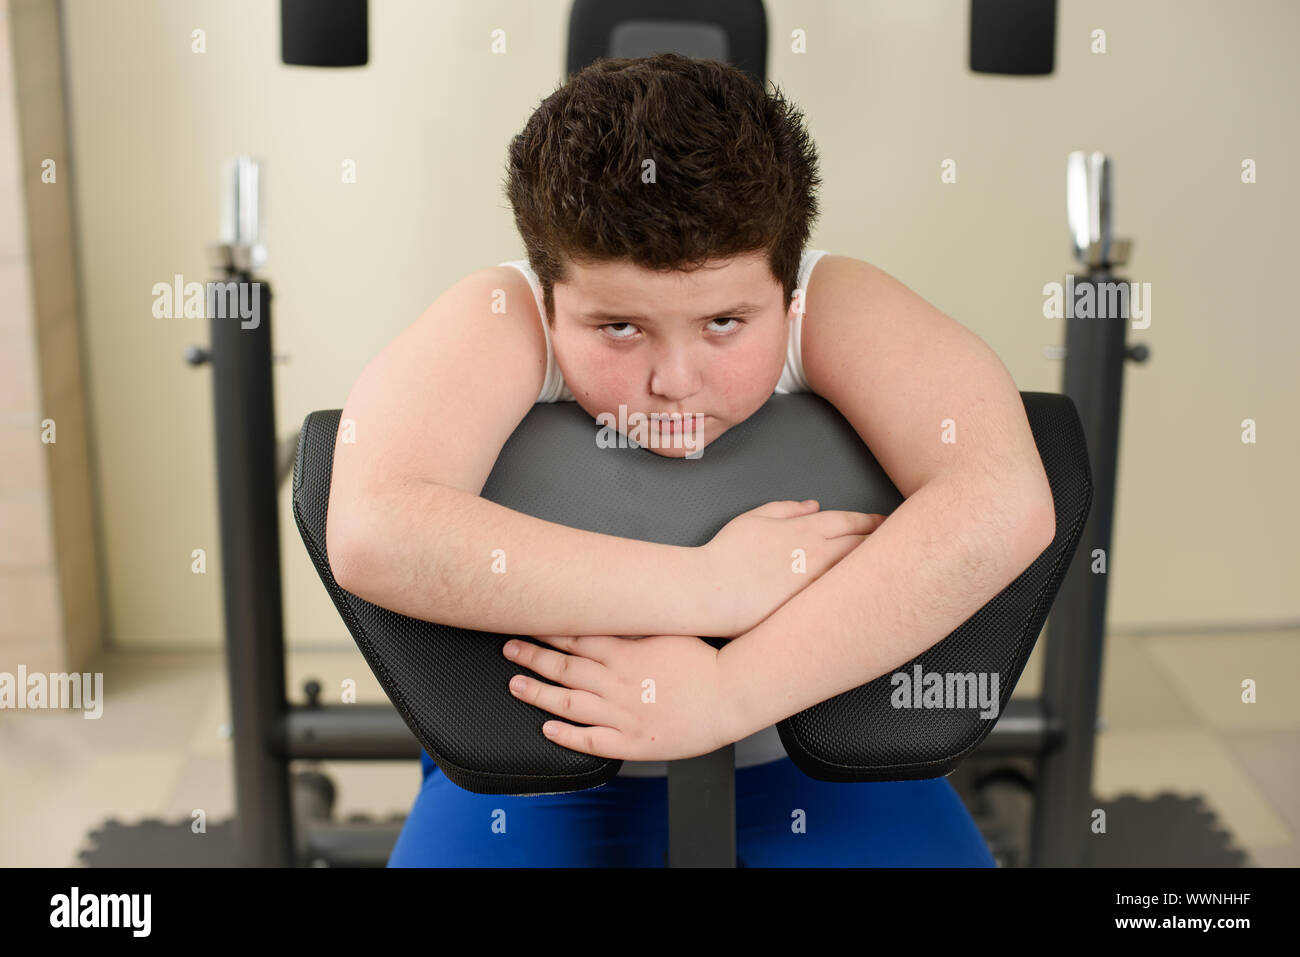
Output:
(329, 54), (1054, 866)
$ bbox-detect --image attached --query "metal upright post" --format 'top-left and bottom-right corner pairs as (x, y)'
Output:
(191, 156), (294, 867)
(667, 746), (737, 867)
(1033, 152), (1147, 866)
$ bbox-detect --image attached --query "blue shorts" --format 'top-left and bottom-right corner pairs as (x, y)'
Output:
(387, 749), (996, 867)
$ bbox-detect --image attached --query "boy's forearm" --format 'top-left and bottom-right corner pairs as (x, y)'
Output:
(334, 480), (722, 637)
(717, 471), (1053, 739)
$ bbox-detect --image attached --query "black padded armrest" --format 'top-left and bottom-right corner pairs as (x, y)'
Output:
(293, 392), (1090, 794)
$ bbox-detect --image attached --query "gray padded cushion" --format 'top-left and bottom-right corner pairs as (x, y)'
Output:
(566, 0), (767, 85)
(293, 392), (1090, 794)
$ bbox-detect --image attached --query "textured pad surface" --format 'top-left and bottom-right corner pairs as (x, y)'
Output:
(293, 392), (1090, 794)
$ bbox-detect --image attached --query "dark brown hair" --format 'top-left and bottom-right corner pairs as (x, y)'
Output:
(503, 53), (821, 324)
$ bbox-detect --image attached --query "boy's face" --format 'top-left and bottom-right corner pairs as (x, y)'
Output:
(550, 250), (793, 458)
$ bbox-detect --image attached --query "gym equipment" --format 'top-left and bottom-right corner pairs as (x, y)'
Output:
(969, 0), (1057, 76)
(280, 0), (368, 68)
(127, 0), (1145, 868)
(294, 391), (1091, 865)
(1029, 151), (1150, 864)
(568, 0), (766, 84)
(184, 156), (294, 864)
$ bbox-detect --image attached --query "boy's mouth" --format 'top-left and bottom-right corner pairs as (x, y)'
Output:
(650, 414), (702, 431)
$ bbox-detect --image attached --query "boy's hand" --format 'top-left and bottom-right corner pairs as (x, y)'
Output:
(502, 633), (745, 761)
(701, 499), (885, 637)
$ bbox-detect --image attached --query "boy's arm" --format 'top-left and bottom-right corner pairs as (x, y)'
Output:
(334, 479), (725, 639)
(718, 256), (1056, 737)
(719, 470), (1052, 737)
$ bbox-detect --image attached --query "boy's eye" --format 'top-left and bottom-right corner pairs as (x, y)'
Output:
(600, 318), (743, 339)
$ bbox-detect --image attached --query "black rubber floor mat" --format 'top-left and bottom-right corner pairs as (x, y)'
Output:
(76, 815), (406, 867)
(77, 818), (241, 867)
(1082, 793), (1249, 867)
(956, 756), (1251, 868)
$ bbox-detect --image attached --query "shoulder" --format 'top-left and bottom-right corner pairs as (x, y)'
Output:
(438, 264), (547, 377)
(803, 254), (935, 339)
(480, 264), (540, 310)
(481, 264), (551, 399)
(451, 264), (546, 333)
(804, 253), (876, 299)
(798, 255), (1046, 502)
(801, 254), (888, 342)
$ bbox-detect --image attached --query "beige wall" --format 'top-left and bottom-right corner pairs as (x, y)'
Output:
(52, 0), (1299, 651)
(1, 0), (103, 673)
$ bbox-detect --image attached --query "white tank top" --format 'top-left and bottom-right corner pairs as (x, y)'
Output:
(496, 249), (829, 776)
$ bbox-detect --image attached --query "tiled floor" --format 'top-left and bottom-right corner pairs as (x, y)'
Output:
(1, 628), (1296, 867)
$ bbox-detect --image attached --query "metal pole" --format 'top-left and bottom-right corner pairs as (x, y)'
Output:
(203, 156), (294, 867)
(1033, 152), (1143, 866)
(667, 746), (736, 867)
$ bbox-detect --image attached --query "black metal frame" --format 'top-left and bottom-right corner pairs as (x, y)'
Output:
(1032, 263), (1137, 865)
